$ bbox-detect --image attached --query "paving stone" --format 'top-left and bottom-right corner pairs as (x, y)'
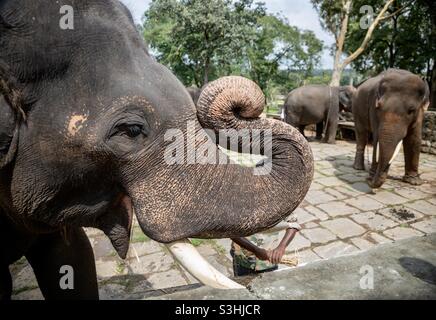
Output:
(287, 233), (311, 251)
(419, 183), (436, 195)
(197, 243), (218, 257)
(96, 260), (126, 278)
(126, 251), (175, 274)
(383, 227), (424, 241)
(350, 211), (398, 231)
(294, 207), (316, 224)
(309, 182), (323, 190)
(300, 228), (336, 244)
(394, 188), (430, 201)
(320, 218), (366, 239)
(349, 182), (373, 194)
(334, 186), (361, 197)
(313, 241), (359, 259)
(305, 190), (336, 205)
(147, 270), (188, 290)
(336, 165), (358, 173)
(93, 235), (116, 260)
(324, 188), (348, 200)
(368, 191), (409, 205)
(13, 288), (44, 300)
(12, 264), (39, 293)
(294, 249), (322, 265)
(350, 238), (375, 251)
(317, 176), (344, 187)
(304, 205), (329, 221)
(377, 206), (424, 223)
(317, 201), (360, 217)
(99, 283), (128, 300)
(338, 173), (365, 183)
(345, 195), (384, 211)
(303, 222), (319, 228)
(128, 240), (163, 259)
(411, 218), (436, 234)
(405, 200), (436, 216)
(367, 232), (393, 244)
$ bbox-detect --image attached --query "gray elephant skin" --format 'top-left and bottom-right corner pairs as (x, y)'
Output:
(352, 69), (430, 188)
(0, 0), (313, 299)
(284, 85), (356, 143)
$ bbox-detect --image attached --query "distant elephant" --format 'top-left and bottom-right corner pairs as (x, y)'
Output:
(186, 86), (202, 105)
(352, 69), (430, 188)
(0, 1), (313, 299)
(284, 85), (356, 143)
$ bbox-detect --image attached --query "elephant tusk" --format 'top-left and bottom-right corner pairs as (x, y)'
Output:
(280, 108), (285, 120)
(165, 239), (244, 290)
(389, 141), (402, 165)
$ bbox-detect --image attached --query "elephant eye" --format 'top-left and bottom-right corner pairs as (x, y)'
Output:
(408, 107), (415, 115)
(115, 124), (145, 138)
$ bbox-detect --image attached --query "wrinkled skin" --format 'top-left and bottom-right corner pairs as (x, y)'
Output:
(284, 85), (356, 144)
(186, 86), (202, 106)
(352, 69), (430, 188)
(0, 0), (313, 299)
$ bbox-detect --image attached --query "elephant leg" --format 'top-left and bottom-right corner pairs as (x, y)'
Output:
(0, 264), (12, 300)
(353, 127), (368, 170)
(315, 122), (323, 140)
(25, 227), (98, 300)
(402, 121), (423, 185)
(322, 119), (337, 144)
(298, 125), (306, 138)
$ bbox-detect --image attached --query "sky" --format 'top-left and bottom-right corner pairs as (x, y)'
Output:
(119, 0), (335, 68)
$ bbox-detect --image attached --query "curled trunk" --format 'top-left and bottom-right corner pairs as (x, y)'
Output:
(127, 76), (313, 243)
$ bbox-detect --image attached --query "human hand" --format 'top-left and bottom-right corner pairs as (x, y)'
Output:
(267, 246), (286, 264)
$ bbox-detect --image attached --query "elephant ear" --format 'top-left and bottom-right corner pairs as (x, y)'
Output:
(422, 79), (430, 111)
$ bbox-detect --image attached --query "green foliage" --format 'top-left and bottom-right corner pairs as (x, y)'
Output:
(142, 0), (324, 90)
(345, 0), (435, 79)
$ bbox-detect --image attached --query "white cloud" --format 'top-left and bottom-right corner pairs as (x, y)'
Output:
(119, 0), (334, 68)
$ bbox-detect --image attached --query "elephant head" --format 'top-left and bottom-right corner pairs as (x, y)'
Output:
(339, 85), (356, 113)
(368, 70), (429, 188)
(0, 0), (313, 283)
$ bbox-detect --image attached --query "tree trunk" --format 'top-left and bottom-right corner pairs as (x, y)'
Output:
(330, 0), (352, 87)
(330, 0), (394, 86)
(203, 56), (210, 86)
(431, 64), (436, 110)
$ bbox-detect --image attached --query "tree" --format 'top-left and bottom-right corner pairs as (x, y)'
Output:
(142, 0), (265, 87)
(312, 0), (395, 86)
(142, 0), (323, 92)
(246, 14), (323, 91)
(345, 0), (435, 109)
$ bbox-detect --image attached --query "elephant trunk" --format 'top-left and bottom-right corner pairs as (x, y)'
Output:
(368, 124), (404, 188)
(126, 76), (313, 243)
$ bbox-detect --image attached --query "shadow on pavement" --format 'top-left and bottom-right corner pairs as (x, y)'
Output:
(399, 257), (436, 285)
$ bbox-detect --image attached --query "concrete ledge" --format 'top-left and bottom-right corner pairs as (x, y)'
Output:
(150, 234), (436, 300)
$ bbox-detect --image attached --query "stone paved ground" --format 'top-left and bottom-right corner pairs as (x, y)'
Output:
(10, 140), (436, 299)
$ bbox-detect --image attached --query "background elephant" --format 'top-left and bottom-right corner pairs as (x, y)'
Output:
(352, 68), (430, 188)
(186, 86), (202, 105)
(284, 85), (356, 143)
(0, 0), (313, 299)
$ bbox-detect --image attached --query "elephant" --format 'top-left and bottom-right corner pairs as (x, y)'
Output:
(352, 68), (430, 188)
(186, 86), (202, 105)
(283, 85), (356, 143)
(0, 0), (313, 299)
